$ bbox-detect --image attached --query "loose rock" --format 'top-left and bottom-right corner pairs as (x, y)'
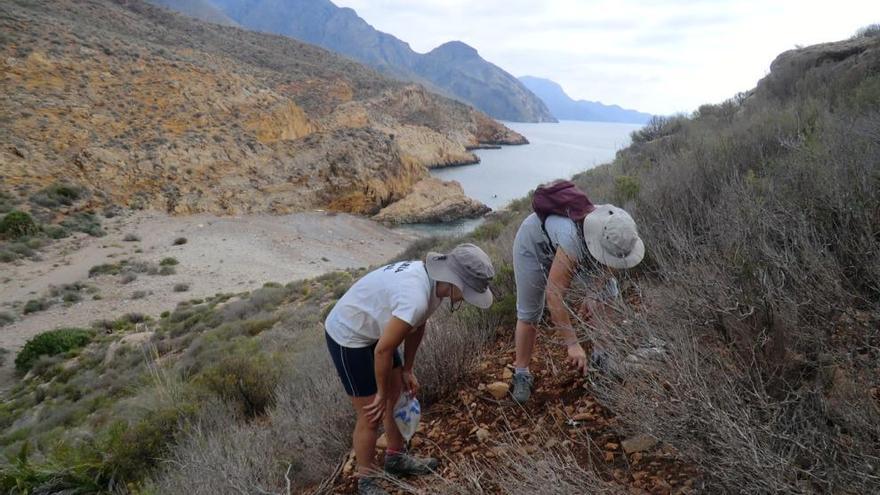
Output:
(486, 381), (510, 399)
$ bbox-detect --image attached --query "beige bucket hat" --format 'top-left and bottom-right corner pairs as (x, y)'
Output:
(425, 243), (495, 309)
(583, 204), (645, 269)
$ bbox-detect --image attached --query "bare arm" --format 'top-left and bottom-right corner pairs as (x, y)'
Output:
(365, 316), (412, 422)
(403, 324), (426, 372)
(402, 324), (426, 395)
(546, 247), (578, 344)
(547, 247), (588, 374)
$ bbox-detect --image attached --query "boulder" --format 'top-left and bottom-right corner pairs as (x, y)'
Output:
(373, 177), (490, 224)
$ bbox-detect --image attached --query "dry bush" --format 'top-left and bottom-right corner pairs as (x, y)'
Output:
(569, 85), (880, 492)
(421, 426), (625, 495)
(148, 351), (352, 493)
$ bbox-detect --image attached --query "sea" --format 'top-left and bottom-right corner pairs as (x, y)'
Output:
(398, 120), (643, 236)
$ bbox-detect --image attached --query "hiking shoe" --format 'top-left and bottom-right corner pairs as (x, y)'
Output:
(357, 477), (389, 495)
(384, 452), (439, 476)
(511, 371), (534, 404)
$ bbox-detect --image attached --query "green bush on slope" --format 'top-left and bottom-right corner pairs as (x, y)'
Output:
(0, 211), (39, 240)
(14, 328), (94, 373)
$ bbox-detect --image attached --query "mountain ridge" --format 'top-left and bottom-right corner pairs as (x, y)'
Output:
(520, 75), (652, 124)
(159, 0), (557, 122)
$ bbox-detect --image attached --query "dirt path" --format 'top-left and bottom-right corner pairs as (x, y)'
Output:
(328, 332), (700, 494)
(0, 209), (418, 393)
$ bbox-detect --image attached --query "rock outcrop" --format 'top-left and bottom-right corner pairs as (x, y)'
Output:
(0, 0), (526, 220)
(373, 178), (489, 224)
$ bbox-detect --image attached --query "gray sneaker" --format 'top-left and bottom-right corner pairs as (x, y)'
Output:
(511, 372), (534, 404)
(358, 477), (389, 495)
(384, 452), (439, 476)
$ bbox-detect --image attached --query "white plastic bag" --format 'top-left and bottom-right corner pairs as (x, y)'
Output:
(392, 392), (421, 441)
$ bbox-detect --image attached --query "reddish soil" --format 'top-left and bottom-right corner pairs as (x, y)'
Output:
(328, 330), (701, 494)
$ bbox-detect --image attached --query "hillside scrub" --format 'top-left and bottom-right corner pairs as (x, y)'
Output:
(14, 328), (94, 373)
(2, 35), (879, 495)
(565, 35), (880, 493)
(0, 185), (106, 262)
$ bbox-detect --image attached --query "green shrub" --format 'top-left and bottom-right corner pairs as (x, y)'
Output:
(0, 312), (14, 326)
(0, 211), (39, 239)
(23, 298), (50, 314)
(0, 348), (8, 367)
(159, 257), (179, 266)
(89, 263), (121, 277)
(630, 114), (687, 144)
(0, 191), (15, 213)
(173, 237), (187, 245)
(173, 283), (189, 292)
(15, 328), (93, 373)
(198, 352), (280, 417)
(30, 183), (86, 208)
(42, 224), (70, 239)
(100, 405), (194, 484)
(62, 292), (81, 304)
(61, 212), (105, 237)
(614, 175), (640, 203)
(123, 233), (140, 242)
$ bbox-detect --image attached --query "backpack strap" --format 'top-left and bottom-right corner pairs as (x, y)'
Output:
(541, 216), (587, 260)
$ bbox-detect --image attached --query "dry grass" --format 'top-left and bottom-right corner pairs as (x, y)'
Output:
(565, 42), (880, 492)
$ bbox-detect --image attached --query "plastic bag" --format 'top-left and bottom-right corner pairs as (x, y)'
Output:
(392, 392), (421, 441)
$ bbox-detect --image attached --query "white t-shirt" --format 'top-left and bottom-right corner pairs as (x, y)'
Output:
(324, 260), (442, 348)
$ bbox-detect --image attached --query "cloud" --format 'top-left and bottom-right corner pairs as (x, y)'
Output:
(333, 0), (880, 114)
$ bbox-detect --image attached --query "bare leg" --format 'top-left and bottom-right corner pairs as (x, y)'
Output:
(383, 368), (405, 454)
(514, 319), (538, 369)
(351, 396), (381, 477)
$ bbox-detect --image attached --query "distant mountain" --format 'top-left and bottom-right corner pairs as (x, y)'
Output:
(158, 0), (556, 123)
(147, 0), (238, 26)
(519, 76), (652, 124)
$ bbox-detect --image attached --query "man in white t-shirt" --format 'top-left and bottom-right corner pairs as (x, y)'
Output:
(324, 243), (495, 495)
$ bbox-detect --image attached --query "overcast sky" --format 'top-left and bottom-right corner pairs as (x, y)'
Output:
(333, 0), (878, 115)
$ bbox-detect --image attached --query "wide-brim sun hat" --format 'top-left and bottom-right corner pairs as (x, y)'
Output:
(425, 243), (495, 309)
(583, 204), (645, 269)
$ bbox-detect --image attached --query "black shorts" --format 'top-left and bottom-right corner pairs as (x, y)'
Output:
(325, 332), (402, 397)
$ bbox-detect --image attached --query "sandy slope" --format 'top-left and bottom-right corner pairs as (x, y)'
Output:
(0, 209), (418, 393)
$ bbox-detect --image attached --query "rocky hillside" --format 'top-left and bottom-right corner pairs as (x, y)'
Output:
(170, 0), (557, 123)
(520, 75), (652, 124)
(0, 0), (525, 217)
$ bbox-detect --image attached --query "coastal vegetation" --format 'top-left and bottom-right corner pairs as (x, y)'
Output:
(0, 3), (876, 494)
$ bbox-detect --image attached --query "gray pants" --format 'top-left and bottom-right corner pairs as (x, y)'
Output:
(513, 214), (619, 323)
(513, 219), (552, 323)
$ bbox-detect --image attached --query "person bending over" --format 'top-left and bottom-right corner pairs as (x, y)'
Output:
(324, 244), (495, 494)
(511, 181), (644, 403)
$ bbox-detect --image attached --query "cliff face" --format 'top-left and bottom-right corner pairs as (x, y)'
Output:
(0, 0), (525, 216)
(373, 177), (489, 224)
(183, 0), (556, 123)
